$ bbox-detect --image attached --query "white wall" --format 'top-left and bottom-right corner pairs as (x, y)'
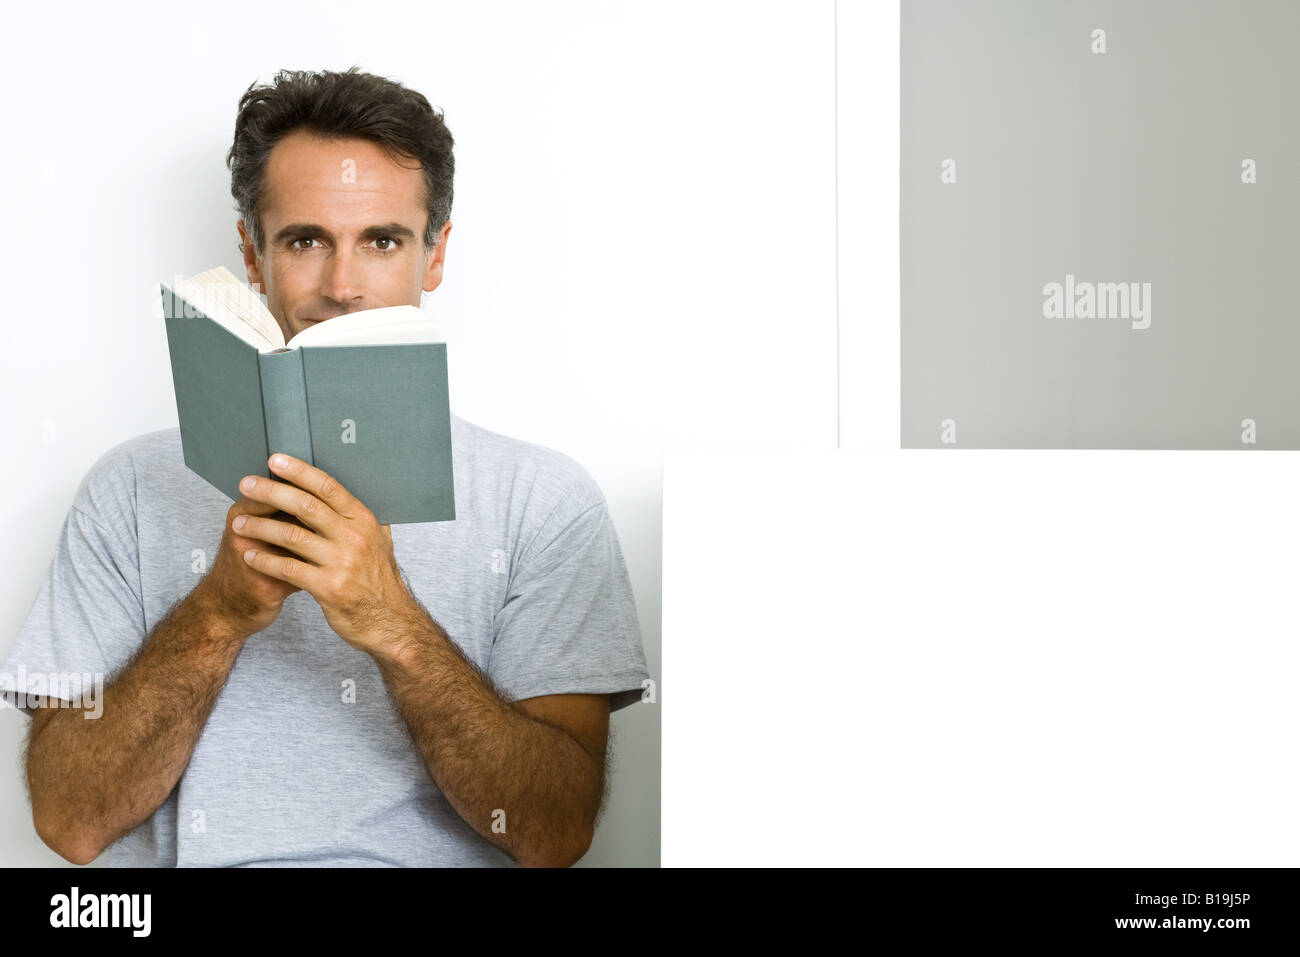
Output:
(0, 0), (836, 866)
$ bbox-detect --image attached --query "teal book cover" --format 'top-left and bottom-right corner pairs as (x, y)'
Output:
(160, 283), (455, 525)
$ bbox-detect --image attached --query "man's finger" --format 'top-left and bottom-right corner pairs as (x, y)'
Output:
(234, 496), (283, 517)
(265, 452), (364, 520)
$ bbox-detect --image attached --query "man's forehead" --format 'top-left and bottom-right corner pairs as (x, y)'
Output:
(262, 129), (423, 226)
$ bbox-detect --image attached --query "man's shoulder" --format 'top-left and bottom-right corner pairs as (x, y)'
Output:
(450, 414), (606, 513)
(71, 427), (185, 526)
(104, 426), (183, 459)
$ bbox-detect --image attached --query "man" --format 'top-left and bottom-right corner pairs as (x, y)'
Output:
(0, 68), (650, 867)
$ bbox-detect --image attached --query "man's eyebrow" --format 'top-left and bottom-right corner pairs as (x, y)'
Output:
(270, 222), (418, 245)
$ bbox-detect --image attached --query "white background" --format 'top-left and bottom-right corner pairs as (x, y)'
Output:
(0, 0), (833, 868)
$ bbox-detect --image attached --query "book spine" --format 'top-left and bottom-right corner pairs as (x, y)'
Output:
(257, 349), (315, 468)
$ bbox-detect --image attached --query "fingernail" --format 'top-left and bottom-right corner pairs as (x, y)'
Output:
(233, 515), (246, 530)
(244, 550), (257, 562)
(271, 454), (287, 469)
(240, 476), (255, 491)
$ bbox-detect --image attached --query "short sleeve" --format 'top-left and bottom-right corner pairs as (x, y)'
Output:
(489, 480), (650, 713)
(0, 503), (145, 718)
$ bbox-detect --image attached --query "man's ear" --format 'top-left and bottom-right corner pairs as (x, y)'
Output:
(422, 221), (452, 293)
(237, 221), (265, 292)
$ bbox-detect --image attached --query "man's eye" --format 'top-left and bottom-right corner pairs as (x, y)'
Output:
(286, 236), (399, 252)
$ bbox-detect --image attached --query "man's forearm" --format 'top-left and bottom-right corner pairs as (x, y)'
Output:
(26, 584), (250, 864)
(372, 605), (602, 868)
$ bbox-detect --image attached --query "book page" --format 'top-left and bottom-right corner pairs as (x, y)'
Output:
(173, 266), (283, 350)
(286, 304), (444, 348)
(169, 267), (442, 351)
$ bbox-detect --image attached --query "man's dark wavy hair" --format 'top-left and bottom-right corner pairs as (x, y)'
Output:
(226, 67), (454, 257)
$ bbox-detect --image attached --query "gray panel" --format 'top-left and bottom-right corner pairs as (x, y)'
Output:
(901, 0), (1300, 448)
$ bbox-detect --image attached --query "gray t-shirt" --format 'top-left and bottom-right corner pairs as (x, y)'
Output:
(0, 414), (650, 866)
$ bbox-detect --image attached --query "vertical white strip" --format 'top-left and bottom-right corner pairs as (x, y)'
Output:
(837, 0), (901, 450)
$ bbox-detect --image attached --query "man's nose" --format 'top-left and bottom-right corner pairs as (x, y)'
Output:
(321, 244), (364, 306)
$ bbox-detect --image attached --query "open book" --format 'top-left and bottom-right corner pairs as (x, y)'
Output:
(160, 266), (455, 524)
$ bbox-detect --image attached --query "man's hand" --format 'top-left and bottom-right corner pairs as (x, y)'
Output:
(198, 494), (304, 636)
(233, 453), (417, 656)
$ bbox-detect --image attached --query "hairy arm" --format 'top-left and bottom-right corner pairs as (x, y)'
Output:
(24, 584), (250, 865)
(373, 603), (609, 868)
